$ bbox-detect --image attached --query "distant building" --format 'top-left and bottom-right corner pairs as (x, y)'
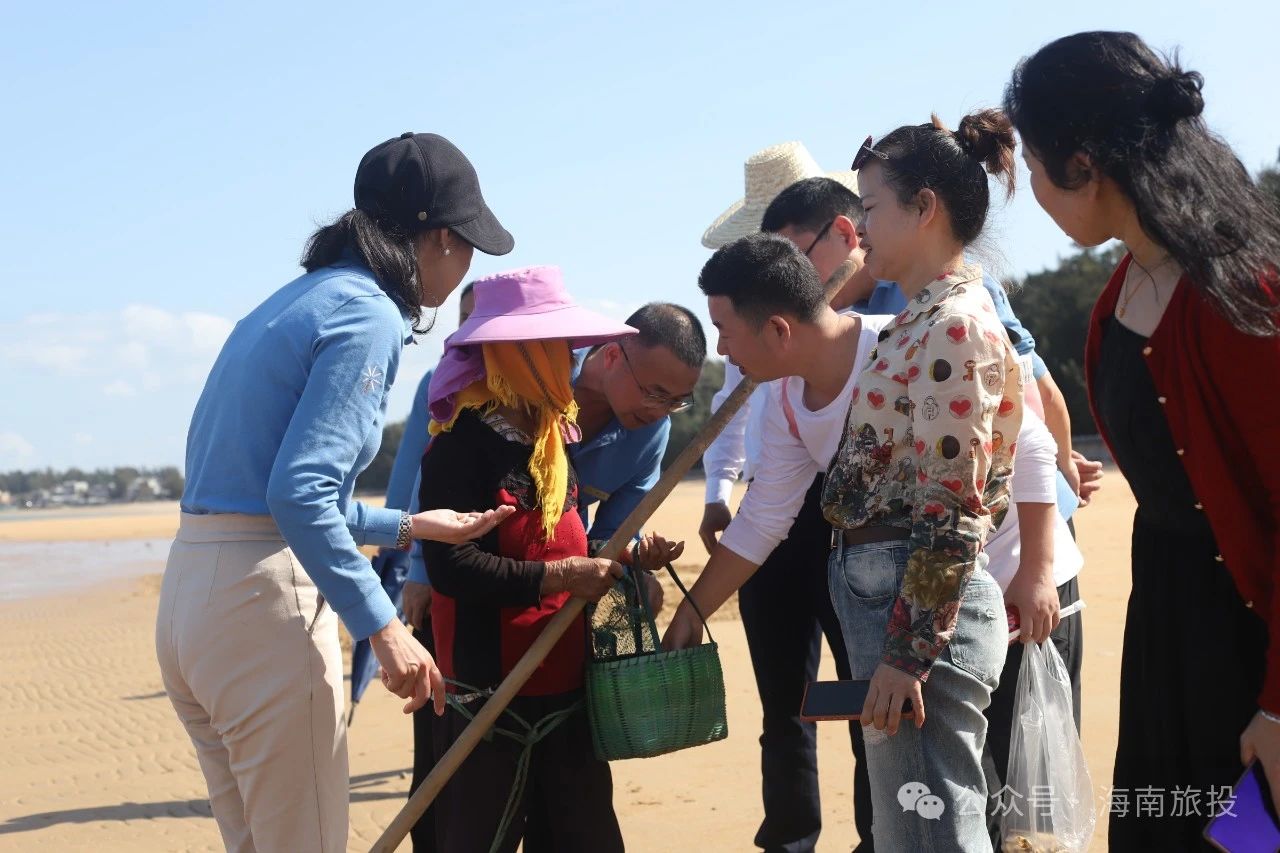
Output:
(49, 481), (91, 505)
(127, 476), (169, 502)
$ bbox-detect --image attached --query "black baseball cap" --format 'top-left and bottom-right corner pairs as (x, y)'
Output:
(354, 132), (514, 256)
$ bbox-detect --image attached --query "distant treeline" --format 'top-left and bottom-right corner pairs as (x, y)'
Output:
(0, 466), (184, 501)
(37, 155), (1277, 499)
(358, 233), (1122, 497)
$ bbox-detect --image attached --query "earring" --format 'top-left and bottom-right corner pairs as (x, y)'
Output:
(444, 247), (451, 256)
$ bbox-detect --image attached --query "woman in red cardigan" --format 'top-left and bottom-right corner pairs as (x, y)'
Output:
(1005, 31), (1280, 849)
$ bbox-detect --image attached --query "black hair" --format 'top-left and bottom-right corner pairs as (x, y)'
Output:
(869, 110), (1016, 245)
(623, 303), (707, 368)
(301, 208), (432, 331)
(698, 233), (825, 327)
(1005, 31), (1280, 336)
(761, 177), (863, 234)
(460, 280), (476, 301)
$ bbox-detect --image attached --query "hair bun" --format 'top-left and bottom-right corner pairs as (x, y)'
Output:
(955, 116), (997, 162)
(953, 111), (1015, 165)
(1147, 70), (1205, 123)
(943, 110), (1017, 197)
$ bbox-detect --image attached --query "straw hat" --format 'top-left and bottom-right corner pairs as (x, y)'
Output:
(701, 142), (859, 249)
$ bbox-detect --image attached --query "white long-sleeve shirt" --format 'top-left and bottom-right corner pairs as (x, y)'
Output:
(702, 309), (873, 505)
(983, 411), (1084, 590)
(719, 316), (889, 563)
(715, 315), (1084, 590)
(702, 360), (771, 505)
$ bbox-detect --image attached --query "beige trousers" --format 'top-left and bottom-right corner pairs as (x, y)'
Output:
(155, 513), (348, 853)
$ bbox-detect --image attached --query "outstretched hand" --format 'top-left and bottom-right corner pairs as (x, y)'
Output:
(411, 506), (516, 544)
(632, 533), (685, 573)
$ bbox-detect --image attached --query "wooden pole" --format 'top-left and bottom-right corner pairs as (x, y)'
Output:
(369, 375), (758, 852)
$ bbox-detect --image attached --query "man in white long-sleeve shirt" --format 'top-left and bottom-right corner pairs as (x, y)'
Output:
(696, 178), (890, 852)
(669, 231), (1086, 853)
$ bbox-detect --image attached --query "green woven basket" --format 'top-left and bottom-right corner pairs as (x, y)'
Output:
(586, 564), (728, 761)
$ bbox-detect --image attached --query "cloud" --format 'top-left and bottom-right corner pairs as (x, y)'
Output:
(15, 342), (93, 374)
(102, 380), (137, 397)
(0, 432), (36, 468)
(582, 298), (642, 321)
(0, 305), (234, 393)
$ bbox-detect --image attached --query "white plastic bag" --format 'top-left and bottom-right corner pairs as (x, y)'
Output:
(1000, 641), (1096, 853)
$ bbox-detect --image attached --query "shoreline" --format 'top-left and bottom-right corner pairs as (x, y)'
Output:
(0, 501), (183, 544)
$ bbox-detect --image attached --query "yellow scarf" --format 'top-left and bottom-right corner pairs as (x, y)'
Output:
(429, 340), (579, 540)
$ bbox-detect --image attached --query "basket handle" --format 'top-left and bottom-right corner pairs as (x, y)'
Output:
(657, 562), (715, 646)
(627, 545), (715, 646)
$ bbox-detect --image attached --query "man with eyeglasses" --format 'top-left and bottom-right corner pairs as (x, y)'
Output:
(391, 299), (703, 852)
(569, 302), (705, 548)
(399, 301), (703, 619)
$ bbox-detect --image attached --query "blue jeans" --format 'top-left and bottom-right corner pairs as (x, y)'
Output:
(828, 539), (1006, 852)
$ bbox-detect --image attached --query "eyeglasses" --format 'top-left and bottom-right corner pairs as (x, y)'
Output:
(619, 344), (696, 414)
(851, 134), (889, 171)
(804, 219), (834, 257)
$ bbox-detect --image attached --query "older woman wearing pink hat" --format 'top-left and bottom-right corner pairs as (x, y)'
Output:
(418, 265), (681, 852)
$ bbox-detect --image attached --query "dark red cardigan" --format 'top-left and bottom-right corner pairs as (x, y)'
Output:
(1086, 254), (1280, 712)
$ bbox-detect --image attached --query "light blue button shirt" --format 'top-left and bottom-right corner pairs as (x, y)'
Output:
(182, 257), (410, 640)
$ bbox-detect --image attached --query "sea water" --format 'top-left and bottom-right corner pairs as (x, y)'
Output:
(0, 538), (170, 600)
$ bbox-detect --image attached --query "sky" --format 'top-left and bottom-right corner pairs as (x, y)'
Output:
(2, 0), (1278, 471)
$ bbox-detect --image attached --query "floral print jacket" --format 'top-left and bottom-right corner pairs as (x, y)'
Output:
(823, 264), (1023, 680)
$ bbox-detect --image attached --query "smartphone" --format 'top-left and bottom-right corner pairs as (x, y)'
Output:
(800, 679), (913, 722)
(1204, 761), (1280, 852)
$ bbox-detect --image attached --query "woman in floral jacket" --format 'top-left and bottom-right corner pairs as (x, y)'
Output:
(821, 111), (1023, 850)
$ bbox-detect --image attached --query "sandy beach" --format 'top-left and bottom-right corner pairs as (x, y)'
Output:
(0, 477), (1132, 852)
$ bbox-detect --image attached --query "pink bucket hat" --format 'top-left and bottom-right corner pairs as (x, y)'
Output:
(428, 265), (636, 423)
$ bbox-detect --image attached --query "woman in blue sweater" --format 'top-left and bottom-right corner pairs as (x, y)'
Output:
(155, 133), (514, 853)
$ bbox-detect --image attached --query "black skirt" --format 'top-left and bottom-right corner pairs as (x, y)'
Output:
(1095, 317), (1268, 850)
(1109, 516), (1265, 850)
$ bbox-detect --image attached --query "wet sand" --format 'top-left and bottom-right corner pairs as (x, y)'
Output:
(0, 478), (1132, 851)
